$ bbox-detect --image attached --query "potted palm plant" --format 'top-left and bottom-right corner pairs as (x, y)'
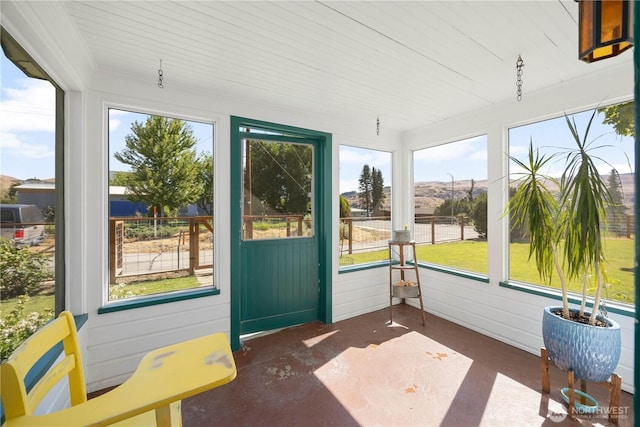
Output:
(506, 110), (621, 383)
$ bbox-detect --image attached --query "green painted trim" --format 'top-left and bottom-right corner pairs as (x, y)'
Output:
(230, 116), (332, 351)
(499, 281), (635, 318)
(97, 288), (219, 314)
(338, 260), (388, 273)
(632, 3), (639, 410)
(230, 117), (243, 351)
(319, 131), (333, 325)
(239, 133), (314, 144)
(418, 262), (489, 283)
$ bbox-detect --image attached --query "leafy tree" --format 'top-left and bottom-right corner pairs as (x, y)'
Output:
(371, 168), (385, 214)
(598, 101), (634, 138)
(434, 198), (470, 218)
(469, 191), (487, 239)
(339, 195), (351, 242)
(109, 171), (133, 186)
(248, 141), (311, 214)
(358, 165), (372, 214)
(0, 185), (16, 204)
(114, 116), (202, 217)
(195, 153), (214, 215)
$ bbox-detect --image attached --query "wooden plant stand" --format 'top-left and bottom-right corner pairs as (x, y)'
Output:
(541, 347), (622, 424)
(388, 240), (425, 326)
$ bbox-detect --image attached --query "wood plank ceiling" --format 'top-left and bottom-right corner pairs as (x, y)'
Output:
(62, 1), (632, 133)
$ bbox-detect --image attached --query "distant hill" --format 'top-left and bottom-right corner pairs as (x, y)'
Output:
(342, 173), (634, 211)
(0, 175), (21, 194)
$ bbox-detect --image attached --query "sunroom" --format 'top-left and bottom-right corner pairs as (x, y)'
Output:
(0, 1), (637, 424)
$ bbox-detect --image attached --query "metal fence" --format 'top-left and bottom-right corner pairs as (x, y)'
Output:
(109, 216), (213, 284)
(339, 216), (478, 257)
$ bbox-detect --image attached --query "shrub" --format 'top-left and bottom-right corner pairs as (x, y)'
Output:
(0, 240), (52, 299)
(0, 296), (54, 361)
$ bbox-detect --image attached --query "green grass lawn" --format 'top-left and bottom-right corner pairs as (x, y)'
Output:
(0, 293), (55, 318)
(110, 275), (200, 299)
(509, 239), (634, 304)
(341, 238), (635, 304)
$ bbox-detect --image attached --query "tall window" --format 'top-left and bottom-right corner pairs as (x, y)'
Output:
(508, 105), (635, 305)
(0, 29), (63, 360)
(338, 146), (391, 267)
(107, 109), (214, 301)
(413, 136), (488, 275)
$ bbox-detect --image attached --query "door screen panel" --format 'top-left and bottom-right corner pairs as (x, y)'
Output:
(242, 138), (313, 240)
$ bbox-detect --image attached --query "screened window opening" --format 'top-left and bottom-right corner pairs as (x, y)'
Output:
(412, 136), (488, 275)
(1, 28), (63, 360)
(338, 146), (392, 267)
(508, 104), (635, 305)
(107, 109), (214, 301)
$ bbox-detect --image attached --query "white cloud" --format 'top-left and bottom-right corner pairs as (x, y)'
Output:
(109, 118), (122, 132)
(0, 78), (55, 133)
(0, 131), (54, 159)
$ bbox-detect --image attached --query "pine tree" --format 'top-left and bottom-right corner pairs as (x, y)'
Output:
(358, 165), (372, 215)
(606, 168), (626, 235)
(371, 167), (385, 214)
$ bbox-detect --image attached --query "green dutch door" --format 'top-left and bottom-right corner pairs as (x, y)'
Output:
(238, 132), (319, 335)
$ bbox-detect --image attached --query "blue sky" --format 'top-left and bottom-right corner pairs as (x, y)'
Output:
(509, 110), (634, 179)
(339, 146), (392, 194)
(1, 51), (56, 180)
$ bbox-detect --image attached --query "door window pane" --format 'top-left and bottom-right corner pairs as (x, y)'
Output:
(242, 138), (313, 240)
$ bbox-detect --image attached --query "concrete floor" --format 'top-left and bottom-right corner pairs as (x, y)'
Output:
(181, 305), (635, 427)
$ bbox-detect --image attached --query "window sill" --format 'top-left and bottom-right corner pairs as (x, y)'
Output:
(418, 263), (489, 283)
(338, 260), (387, 274)
(499, 280), (635, 318)
(98, 287), (220, 314)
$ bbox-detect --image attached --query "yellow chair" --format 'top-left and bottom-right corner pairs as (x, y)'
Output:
(1, 311), (236, 427)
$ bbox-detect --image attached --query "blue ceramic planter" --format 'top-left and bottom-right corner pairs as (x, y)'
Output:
(542, 306), (621, 383)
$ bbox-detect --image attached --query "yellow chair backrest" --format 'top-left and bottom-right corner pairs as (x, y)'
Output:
(1, 311), (86, 419)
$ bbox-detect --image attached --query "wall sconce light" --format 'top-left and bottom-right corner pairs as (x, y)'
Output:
(578, 0), (634, 63)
